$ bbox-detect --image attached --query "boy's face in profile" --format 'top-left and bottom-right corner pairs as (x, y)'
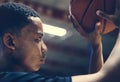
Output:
(12, 17), (47, 71)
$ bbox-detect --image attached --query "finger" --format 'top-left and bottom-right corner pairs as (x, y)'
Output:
(70, 15), (87, 36)
(95, 22), (102, 34)
(96, 10), (113, 21)
(70, 15), (80, 29)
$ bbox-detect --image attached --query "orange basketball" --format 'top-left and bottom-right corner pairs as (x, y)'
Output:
(69, 0), (116, 34)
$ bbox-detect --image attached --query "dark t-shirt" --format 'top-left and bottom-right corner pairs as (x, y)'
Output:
(0, 72), (71, 82)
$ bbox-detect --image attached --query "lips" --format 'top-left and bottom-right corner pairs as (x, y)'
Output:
(40, 58), (46, 64)
(39, 53), (46, 64)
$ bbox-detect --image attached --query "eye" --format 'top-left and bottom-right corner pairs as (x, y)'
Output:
(34, 38), (42, 43)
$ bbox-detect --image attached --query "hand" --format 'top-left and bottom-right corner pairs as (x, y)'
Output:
(70, 15), (102, 44)
(96, 0), (120, 28)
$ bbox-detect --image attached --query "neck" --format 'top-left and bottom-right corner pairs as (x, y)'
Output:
(0, 39), (8, 71)
(0, 55), (25, 72)
(0, 39), (22, 72)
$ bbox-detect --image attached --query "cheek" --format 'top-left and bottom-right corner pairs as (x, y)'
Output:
(23, 46), (42, 71)
(15, 42), (42, 71)
(18, 40), (41, 56)
(21, 43), (41, 62)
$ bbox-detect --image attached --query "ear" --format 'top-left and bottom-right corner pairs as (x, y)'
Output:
(3, 33), (16, 50)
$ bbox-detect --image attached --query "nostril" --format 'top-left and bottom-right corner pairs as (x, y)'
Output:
(42, 52), (46, 58)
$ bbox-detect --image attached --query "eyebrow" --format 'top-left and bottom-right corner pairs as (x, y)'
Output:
(36, 31), (44, 37)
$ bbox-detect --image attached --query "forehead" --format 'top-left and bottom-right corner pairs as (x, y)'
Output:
(20, 16), (44, 37)
(28, 16), (43, 32)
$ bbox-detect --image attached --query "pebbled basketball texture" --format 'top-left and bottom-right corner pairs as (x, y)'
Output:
(69, 0), (116, 34)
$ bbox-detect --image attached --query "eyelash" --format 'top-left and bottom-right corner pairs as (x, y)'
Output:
(34, 38), (42, 43)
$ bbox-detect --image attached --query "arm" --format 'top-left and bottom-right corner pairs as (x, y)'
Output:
(71, 31), (120, 82)
(72, 0), (120, 81)
(95, 0), (120, 81)
(88, 35), (103, 73)
(70, 15), (103, 73)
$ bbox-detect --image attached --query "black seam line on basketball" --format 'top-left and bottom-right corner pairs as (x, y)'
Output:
(79, 0), (94, 25)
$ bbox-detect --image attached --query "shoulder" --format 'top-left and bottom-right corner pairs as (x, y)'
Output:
(0, 72), (72, 82)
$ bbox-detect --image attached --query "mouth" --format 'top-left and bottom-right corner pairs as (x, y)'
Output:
(39, 53), (46, 64)
(40, 58), (46, 64)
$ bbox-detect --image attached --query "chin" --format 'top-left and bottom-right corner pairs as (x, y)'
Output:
(30, 66), (40, 72)
(33, 68), (40, 72)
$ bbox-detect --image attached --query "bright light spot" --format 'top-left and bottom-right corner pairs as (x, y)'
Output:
(43, 23), (67, 37)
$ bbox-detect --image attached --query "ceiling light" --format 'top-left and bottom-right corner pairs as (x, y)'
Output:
(43, 23), (67, 37)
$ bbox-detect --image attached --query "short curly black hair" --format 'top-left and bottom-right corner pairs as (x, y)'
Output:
(0, 2), (40, 37)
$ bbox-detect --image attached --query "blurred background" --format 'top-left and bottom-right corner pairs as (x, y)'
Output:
(0, 0), (118, 76)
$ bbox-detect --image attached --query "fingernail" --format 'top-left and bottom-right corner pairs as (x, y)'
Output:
(96, 22), (101, 26)
(96, 10), (100, 15)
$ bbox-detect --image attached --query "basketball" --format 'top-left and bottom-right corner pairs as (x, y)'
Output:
(69, 0), (116, 34)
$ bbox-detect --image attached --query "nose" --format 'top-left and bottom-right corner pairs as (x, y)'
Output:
(41, 40), (48, 54)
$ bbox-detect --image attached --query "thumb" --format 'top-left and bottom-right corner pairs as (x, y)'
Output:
(95, 22), (102, 34)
